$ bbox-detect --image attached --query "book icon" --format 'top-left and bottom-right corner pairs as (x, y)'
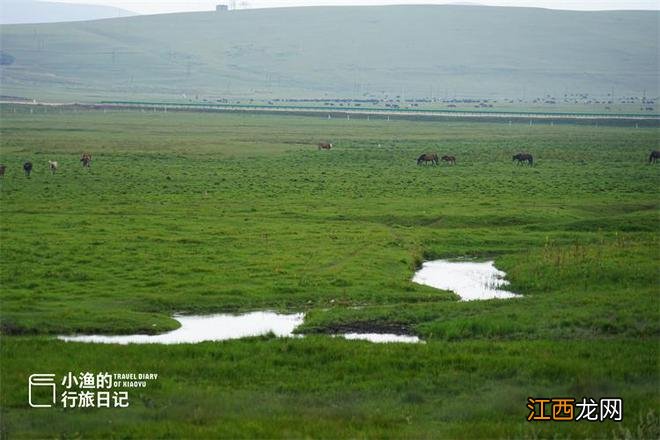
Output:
(28, 374), (56, 408)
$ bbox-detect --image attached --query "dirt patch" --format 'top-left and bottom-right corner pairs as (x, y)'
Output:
(315, 321), (415, 336)
(0, 321), (36, 336)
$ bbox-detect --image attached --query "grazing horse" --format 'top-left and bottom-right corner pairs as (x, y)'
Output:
(441, 155), (456, 165)
(318, 142), (333, 150)
(23, 161), (33, 177)
(513, 153), (533, 166)
(0, 164), (5, 177)
(417, 153), (439, 166)
(48, 160), (58, 174)
(649, 150), (660, 164)
(81, 152), (92, 167)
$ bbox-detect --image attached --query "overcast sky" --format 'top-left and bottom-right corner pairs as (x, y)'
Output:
(41, 0), (660, 14)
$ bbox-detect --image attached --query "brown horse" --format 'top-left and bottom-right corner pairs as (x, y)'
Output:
(417, 153), (439, 166)
(441, 155), (456, 165)
(81, 152), (92, 167)
(649, 150), (660, 164)
(23, 161), (33, 177)
(513, 153), (533, 166)
(0, 164), (5, 177)
(318, 142), (333, 150)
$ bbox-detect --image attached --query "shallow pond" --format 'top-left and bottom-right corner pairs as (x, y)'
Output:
(59, 260), (517, 345)
(59, 311), (304, 345)
(412, 260), (520, 301)
(59, 311), (423, 344)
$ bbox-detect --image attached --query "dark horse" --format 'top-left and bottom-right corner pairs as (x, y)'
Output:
(441, 155), (456, 165)
(0, 164), (5, 177)
(513, 153), (533, 166)
(23, 161), (33, 177)
(417, 153), (439, 166)
(81, 152), (92, 167)
(649, 150), (660, 164)
(318, 142), (333, 150)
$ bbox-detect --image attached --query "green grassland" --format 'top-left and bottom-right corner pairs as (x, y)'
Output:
(0, 107), (658, 438)
(1, 5), (658, 102)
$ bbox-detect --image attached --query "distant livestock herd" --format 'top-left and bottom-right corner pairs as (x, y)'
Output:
(414, 151), (659, 167)
(415, 153), (457, 166)
(0, 153), (92, 177)
(317, 142), (660, 167)
(1, 149), (659, 179)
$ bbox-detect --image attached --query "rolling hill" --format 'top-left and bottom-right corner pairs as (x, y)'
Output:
(0, 0), (135, 25)
(0, 5), (657, 101)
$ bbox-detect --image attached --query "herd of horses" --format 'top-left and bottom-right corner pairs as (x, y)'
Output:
(319, 143), (660, 167)
(0, 153), (92, 177)
(1, 149), (659, 178)
(417, 151), (660, 166)
(416, 153), (530, 166)
(416, 153), (456, 166)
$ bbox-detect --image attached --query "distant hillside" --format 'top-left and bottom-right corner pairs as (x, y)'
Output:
(0, 5), (657, 101)
(0, 0), (135, 25)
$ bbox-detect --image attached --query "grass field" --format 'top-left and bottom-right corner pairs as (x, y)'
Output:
(0, 107), (658, 438)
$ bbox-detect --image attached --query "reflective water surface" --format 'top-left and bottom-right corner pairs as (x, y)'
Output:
(339, 333), (422, 343)
(59, 311), (304, 345)
(412, 260), (520, 301)
(59, 311), (425, 344)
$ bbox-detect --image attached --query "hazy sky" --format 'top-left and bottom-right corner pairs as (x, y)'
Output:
(41, 0), (660, 14)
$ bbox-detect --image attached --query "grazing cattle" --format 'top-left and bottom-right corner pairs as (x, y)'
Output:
(513, 153), (534, 166)
(0, 164), (5, 177)
(48, 160), (58, 174)
(23, 161), (33, 177)
(81, 152), (92, 167)
(417, 153), (439, 166)
(318, 142), (333, 150)
(649, 150), (660, 164)
(441, 155), (456, 165)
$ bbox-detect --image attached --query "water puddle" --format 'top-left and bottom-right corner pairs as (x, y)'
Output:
(59, 311), (424, 345)
(59, 311), (304, 345)
(412, 260), (520, 301)
(57, 260), (516, 346)
(339, 333), (422, 344)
